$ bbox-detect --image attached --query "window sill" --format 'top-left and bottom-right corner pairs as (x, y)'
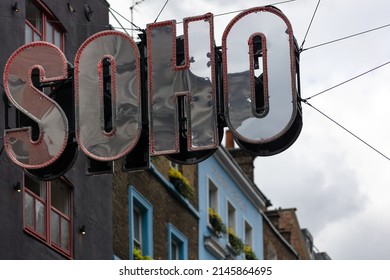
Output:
(23, 227), (72, 259)
(203, 235), (231, 260)
(207, 224), (224, 238)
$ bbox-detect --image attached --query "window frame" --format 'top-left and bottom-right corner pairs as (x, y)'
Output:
(129, 187), (153, 259)
(167, 224), (188, 260)
(207, 178), (219, 213)
(244, 220), (253, 248)
(25, 0), (65, 50)
(132, 206), (143, 251)
(227, 200), (236, 232)
(23, 174), (73, 258)
(169, 161), (180, 170)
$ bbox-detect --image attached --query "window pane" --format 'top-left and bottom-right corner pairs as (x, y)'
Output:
(33, 31), (41, 41)
(171, 241), (179, 260)
(25, 174), (46, 199)
(208, 179), (218, 212)
(54, 30), (61, 49)
(51, 180), (70, 216)
(26, 1), (42, 32)
(133, 208), (141, 247)
(25, 25), (33, 43)
(228, 202), (236, 230)
(245, 221), (253, 247)
(51, 210), (60, 245)
(24, 192), (34, 228)
(170, 161), (179, 170)
(46, 21), (53, 43)
(36, 199), (45, 235)
(61, 218), (70, 251)
(131, 190), (153, 258)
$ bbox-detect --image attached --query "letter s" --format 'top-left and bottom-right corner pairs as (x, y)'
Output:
(3, 42), (69, 168)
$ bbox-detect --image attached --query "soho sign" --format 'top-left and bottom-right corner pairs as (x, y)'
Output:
(2, 6), (302, 176)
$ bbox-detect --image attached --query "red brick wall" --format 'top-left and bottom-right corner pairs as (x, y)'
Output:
(265, 209), (311, 260)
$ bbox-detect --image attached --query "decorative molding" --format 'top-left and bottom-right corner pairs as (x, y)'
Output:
(203, 235), (233, 260)
(214, 147), (267, 209)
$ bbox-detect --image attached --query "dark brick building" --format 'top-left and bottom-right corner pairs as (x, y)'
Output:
(266, 208), (331, 260)
(113, 156), (199, 260)
(0, 0), (112, 259)
(262, 213), (300, 260)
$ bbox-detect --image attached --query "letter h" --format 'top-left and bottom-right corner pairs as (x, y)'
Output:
(147, 14), (218, 158)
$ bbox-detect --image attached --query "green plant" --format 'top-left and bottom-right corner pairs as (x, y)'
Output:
(133, 248), (152, 260)
(208, 208), (227, 236)
(168, 167), (195, 200)
(228, 227), (244, 256)
(244, 245), (257, 260)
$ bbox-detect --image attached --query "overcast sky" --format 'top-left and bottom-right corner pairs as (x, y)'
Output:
(108, 0), (390, 260)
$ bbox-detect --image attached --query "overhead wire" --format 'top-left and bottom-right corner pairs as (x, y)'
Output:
(154, 0), (170, 23)
(299, 0), (321, 52)
(174, 0), (296, 24)
(301, 99), (390, 161)
(109, 9), (131, 36)
(303, 60), (390, 100)
(213, 0), (296, 19)
(301, 22), (390, 52)
(105, 0), (143, 32)
(295, 0), (390, 161)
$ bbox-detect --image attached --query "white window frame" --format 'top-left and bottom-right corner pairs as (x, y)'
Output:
(244, 220), (253, 248)
(208, 178), (219, 213)
(227, 201), (236, 232)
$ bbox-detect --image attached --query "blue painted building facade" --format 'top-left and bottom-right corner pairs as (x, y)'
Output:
(198, 147), (267, 259)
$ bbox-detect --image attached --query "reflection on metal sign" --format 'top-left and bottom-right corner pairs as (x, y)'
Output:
(223, 7), (302, 156)
(2, 6), (302, 178)
(147, 13), (218, 156)
(75, 31), (142, 161)
(3, 42), (69, 169)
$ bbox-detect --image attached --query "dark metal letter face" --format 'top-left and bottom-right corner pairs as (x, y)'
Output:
(3, 42), (69, 169)
(75, 31), (141, 161)
(147, 14), (218, 156)
(223, 6), (300, 154)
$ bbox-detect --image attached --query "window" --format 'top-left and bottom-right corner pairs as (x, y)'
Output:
(25, 0), (65, 50)
(169, 161), (180, 170)
(168, 224), (188, 260)
(129, 187), (153, 259)
(227, 201), (236, 231)
(133, 207), (142, 250)
(208, 178), (218, 212)
(23, 174), (72, 257)
(244, 220), (253, 248)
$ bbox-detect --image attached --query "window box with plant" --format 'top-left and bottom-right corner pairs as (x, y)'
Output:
(208, 208), (227, 236)
(168, 167), (195, 200)
(133, 248), (152, 260)
(227, 227), (244, 256)
(244, 245), (257, 260)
